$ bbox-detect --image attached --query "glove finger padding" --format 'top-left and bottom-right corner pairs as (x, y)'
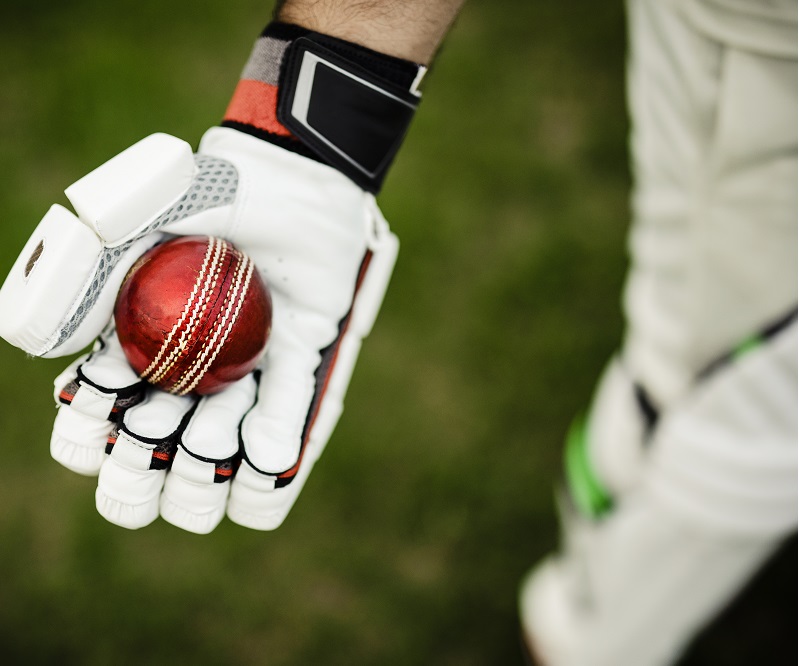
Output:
(160, 375), (257, 534)
(97, 390), (196, 529)
(51, 332), (147, 475)
(0, 134), (239, 358)
(228, 215), (399, 530)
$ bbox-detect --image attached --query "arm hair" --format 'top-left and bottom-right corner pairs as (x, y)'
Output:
(273, 0), (466, 63)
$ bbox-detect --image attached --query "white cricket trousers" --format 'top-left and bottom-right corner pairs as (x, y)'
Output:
(520, 0), (797, 664)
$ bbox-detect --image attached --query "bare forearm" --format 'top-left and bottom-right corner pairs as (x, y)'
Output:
(274, 0), (466, 64)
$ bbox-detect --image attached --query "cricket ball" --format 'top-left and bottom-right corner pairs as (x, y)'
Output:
(114, 235), (272, 396)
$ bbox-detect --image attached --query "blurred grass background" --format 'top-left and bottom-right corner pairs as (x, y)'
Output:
(0, 1), (793, 664)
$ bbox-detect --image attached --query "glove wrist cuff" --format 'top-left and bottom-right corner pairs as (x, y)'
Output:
(222, 22), (425, 193)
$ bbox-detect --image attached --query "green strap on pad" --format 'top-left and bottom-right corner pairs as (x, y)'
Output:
(564, 414), (613, 518)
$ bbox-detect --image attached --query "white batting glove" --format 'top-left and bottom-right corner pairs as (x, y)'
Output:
(0, 127), (398, 533)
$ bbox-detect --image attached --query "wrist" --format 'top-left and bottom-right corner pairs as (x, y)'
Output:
(222, 22), (426, 193)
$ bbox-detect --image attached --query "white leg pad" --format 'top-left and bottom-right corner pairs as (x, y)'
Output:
(520, 497), (781, 666)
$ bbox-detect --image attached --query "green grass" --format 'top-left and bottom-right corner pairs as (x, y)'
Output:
(0, 1), (791, 664)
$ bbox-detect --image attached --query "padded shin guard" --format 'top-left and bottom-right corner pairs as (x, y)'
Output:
(519, 498), (782, 666)
(522, 322), (797, 665)
(647, 323), (797, 536)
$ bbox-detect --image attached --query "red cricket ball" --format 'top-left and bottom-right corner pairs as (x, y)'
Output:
(114, 235), (272, 396)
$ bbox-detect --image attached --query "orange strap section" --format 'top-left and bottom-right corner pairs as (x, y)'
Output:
(223, 79), (293, 137)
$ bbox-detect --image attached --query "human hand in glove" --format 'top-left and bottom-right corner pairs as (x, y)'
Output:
(0, 22), (427, 533)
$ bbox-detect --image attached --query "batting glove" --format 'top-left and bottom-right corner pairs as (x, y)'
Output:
(0, 125), (399, 533)
(0, 20), (426, 533)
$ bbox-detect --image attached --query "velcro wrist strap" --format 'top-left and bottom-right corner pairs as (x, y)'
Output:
(223, 22), (425, 193)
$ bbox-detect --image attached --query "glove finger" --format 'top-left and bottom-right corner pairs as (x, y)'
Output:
(160, 374), (257, 534)
(97, 390), (196, 529)
(227, 289), (369, 530)
(51, 332), (147, 475)
(226, 196), (399, 530)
